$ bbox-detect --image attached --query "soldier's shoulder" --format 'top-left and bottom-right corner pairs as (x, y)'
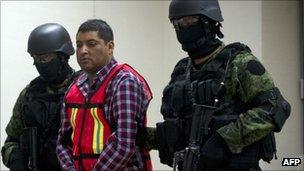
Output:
(19, 78), (38, 99)
(14, 84), (33, 110)
(231, 50), (269, 80)
(227, 43), (260, 69)
(225, 42), (251, 53)
(171, 57), (189, 79)
(174, 57), (189, 68)
(26, 76), (47, 92)
(28, 76), (44, 86)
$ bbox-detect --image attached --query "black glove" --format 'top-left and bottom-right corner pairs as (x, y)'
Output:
(200, 133), (230, 168)
(144, 127), (158, 150)
(9, 148), (27, 171)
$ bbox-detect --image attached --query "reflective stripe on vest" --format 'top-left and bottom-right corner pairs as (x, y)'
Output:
(65, 64), (153, 171)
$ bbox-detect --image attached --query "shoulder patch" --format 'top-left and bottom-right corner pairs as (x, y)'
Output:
(246, 60), (265, 76)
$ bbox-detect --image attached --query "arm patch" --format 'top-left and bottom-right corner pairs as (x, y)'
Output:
(246, 60), (265, 76)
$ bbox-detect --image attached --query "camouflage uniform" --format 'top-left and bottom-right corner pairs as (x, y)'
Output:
(214, 44), (275, 153)
(2, 22), (75, 171)
(151, 42), (290, 171)
(1, 76), (74, 170)
(150, 0), (290, 170)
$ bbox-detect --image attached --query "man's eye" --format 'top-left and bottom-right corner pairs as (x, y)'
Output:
(88, 41), (96, 46)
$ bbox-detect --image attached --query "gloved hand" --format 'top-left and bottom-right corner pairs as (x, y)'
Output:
(145, 127), (157, 150)
(200, 133), (231, 168)
(9, 148), (27, 171)
(134, 127), (158, 151)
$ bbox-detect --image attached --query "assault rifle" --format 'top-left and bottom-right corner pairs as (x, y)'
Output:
(173, 104), (215, 171)
(21, 127), (39, 171)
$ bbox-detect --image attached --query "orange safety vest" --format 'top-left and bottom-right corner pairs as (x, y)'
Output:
(65, 64), (153, 171)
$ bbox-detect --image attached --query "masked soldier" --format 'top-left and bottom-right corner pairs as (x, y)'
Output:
(1, 23), (76, 171)
(150, 0), (291, 170)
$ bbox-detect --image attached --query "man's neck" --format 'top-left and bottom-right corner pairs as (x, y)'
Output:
(87, 56), (113, 86)
(47, 78), (70, 92)
(193, 43), (225, 65)
(88, 74), (95, 86)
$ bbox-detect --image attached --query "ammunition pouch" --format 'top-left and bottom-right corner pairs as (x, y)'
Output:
(171, 80), (187, 113)
(156, 118), (187, 166)
(196, 79), (214, 105)
(22, 99), (49, 129)
(160, 85), (174, 118)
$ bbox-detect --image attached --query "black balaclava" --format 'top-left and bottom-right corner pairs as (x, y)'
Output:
(175, 16), (223, 60)
(34, 53), (72, 85)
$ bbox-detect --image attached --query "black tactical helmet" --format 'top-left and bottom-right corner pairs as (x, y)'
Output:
(169, 0), (223, 22)
(27, 23), (75, 56)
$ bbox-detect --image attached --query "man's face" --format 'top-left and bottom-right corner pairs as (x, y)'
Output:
(76, 31), (114, 74)
(171, 15), (200, 30)
(32, 53), (57, 64)
(32, 52), (65, 83)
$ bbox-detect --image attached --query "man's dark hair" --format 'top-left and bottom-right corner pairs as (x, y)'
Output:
(77, 19), (113, 43)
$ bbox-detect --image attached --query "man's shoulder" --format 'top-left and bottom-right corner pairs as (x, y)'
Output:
(28, 76), (44, 86)
(224, 42), (259, 69)
(175, 57), (189, 68)
(170, 57), (189, 78)
(224, 42), (251, 53)
(115, 64), (144, 85)
(20, 76), (42, 96)
(231, 51), (262, 71)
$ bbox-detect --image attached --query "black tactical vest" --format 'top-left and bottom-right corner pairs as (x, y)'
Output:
(161, 43), (250, 120)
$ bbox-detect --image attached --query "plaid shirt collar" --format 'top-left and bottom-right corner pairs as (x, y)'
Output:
(76, 57), (118, 87)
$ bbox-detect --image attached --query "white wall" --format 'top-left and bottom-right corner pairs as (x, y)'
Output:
(1, 1), (301, 170)
(261, 1), (303, 170)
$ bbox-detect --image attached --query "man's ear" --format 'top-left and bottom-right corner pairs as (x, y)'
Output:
(107, 40), (114, 55)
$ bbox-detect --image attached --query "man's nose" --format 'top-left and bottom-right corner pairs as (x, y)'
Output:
(78, 45), (89, 55)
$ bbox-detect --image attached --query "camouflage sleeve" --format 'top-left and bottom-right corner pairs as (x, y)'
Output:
(1, 88), (27, 166)
(217, 52), (276, 154)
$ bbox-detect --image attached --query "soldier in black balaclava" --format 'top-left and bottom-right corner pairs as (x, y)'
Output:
(169, 0), (224, 61)
(1, 23), (76, 171)
(145, 0), (291, 171)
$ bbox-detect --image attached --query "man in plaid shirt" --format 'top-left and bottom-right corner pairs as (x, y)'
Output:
(56, 19), (152, 171)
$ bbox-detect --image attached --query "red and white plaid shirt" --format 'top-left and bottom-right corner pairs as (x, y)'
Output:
(56, 58), (150, 171)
